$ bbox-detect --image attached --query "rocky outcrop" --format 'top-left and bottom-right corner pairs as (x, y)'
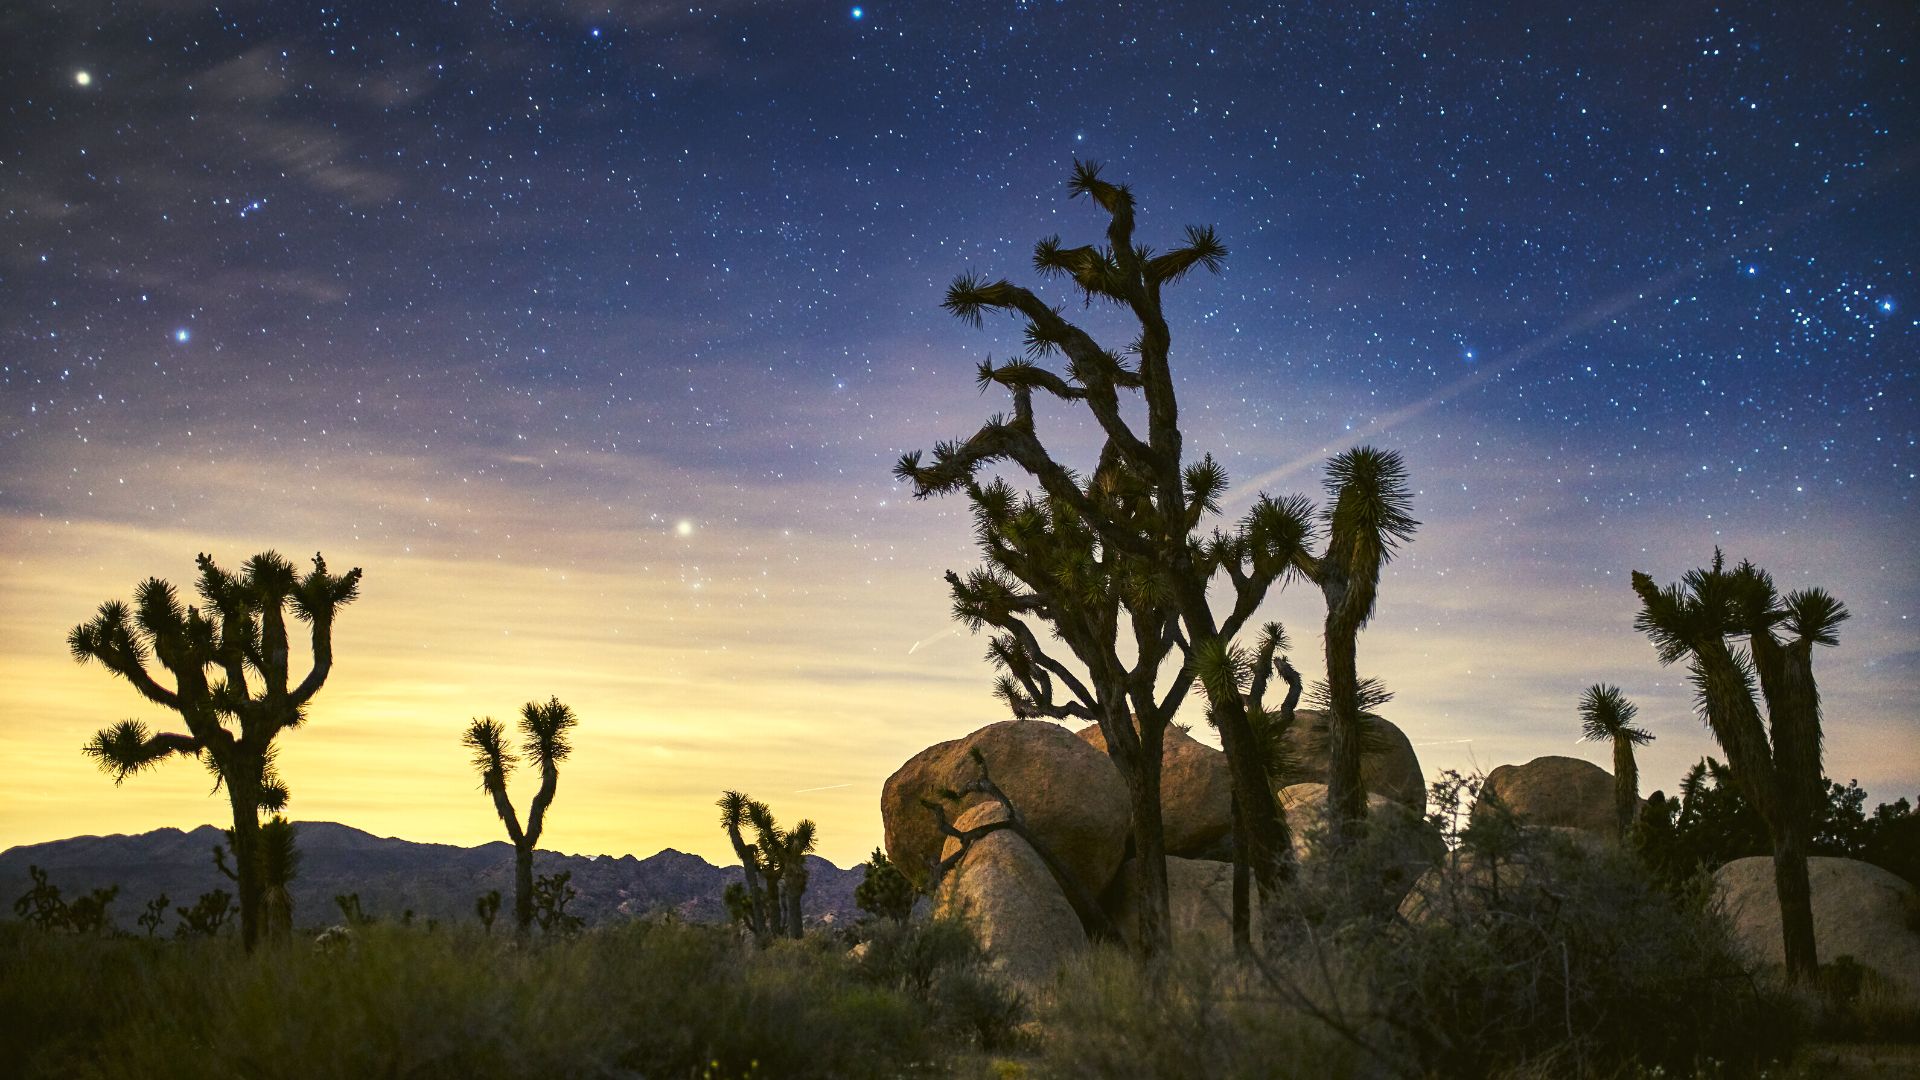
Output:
(1713, 856), (1920, 996)
(1076, 723), (1234, 857)
(882, 720), (1129, 895)
(936, 803), (1086, 989)
(1475, 755), (1622, 840)
(1280, 710), (1425, 811)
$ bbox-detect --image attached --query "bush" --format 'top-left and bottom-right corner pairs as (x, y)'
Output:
(0, 918), (947, 1079)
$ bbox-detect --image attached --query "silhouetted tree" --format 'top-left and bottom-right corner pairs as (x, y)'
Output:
(138, 893), (170, 937)
(1577, 684), (1653, 841)
(72, 551), (362, 951)
(1274, 449), (1420, 848)
(13, 865), (69, 931)
(532, 871), (583, 934)
(855, 848), (914, 924)
(333, 892), (371, 926)
(476, 890), (501, 934)
(719, 792), (817, 940)
(896, 161), (1316, 955)
(1631, 551), (1847, 983)
(718, 790), (772, 937)
(176, 889), (233, 937)
(215, 815), (299, 942)
(462, 697), (579, 937)
(1195, 621), (1305, 955)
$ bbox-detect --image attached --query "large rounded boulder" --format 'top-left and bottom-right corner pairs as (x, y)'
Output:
(1077, 722), (1233, 857)
(1713, 856), (1920, 996)
(1280, 709), (1425, 811)
(936, 802), (1087, 989)
(882, 719), (1129, 894)
(1474, 755), (1620, 840)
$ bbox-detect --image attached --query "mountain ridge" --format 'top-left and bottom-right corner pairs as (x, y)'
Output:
(0, 821), (863, 933)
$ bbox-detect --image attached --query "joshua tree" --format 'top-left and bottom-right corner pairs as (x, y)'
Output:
(1275, 448), (1419, 849)
(1631, 551), (1848, 983)
(462, 697), (579, 936)
(896, 162), (1323, 955)
(1577, 684), (1653, 841)
(476, 890), (502, 934)
(718, 790), (773, 938)
(72, 551), (362, 952)
(1195, 622), (1304, 954)
(138, 893), (170, 937)
(216, 815), (300, 942)
(718, 792), (816, 940)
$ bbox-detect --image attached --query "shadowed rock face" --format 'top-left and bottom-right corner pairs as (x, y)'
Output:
(1474, 755), (1624, 841)
(1714, 855), (1920, 996)
(881, 719), (1129, 896)
(1076, 722), (1234, 858)
(1105, 854), (1255, 955)
(0, 822), (863, 933)
(1280, 710), (1426, 811)
(936, 802), (1086, 990)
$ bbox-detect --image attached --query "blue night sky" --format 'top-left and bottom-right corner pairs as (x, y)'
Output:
(1, 1), (1914, 862)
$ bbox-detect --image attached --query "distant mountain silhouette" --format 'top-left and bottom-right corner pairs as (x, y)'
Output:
(0, 822), (862, 933)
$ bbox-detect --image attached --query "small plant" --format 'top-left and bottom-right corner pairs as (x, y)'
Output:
(854, 848), (914, 925)
(333, 892), (372, 926)
(137, 893), (170, 937)
(12, 866), (69, 931)
(175, 889), (233, 938)
(532, 871), (583, 935)
(475, 889), (501, 933)
(64, 884), (120, 934)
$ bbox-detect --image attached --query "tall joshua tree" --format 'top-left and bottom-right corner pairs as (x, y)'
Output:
(896, 161), (1316, 955)
(1631, 551), (1848, 983)
(462, 697), (578, 936)
(73, 551), (362, 951)
(1577, 684), (1653, 841)
(1284, 448), (1419, 848)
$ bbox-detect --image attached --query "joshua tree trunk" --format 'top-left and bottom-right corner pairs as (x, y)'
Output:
(225, 770), (264, 951)
(1124, 714), (1172, 959)
(1323, 612), (1366, 847)
(784, 869), (806, 939)
(1611, 735), (1639, 841)
(514, 842), (535, 936)
(1772, 822), (1817, 980)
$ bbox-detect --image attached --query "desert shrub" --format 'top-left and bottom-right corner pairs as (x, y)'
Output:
(856, 914), (1029, 1051)
(1041, 944), (1363, 1079)
(1353, 822), (1801, 1077)
(0, 917), (951, 1079)
(1810, 956), (1920, 1043)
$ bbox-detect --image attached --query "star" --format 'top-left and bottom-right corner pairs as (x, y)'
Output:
(73, 70), (91, 87)
(676, 520), (694, 537)
(850, 7), (864, 20)
(173, 328), (190, 343)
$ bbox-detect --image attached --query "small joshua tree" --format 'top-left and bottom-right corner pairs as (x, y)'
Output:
(718, 792), (817, 941)
(71, 550), (362, 951)
(462, 697), (579, 937)
(532, 871), (583, 934)
(476, 890), (501, 934)
(1577, 684), (1653, 841)
(1631, 550), (1848, 983)
(176, 889), (233, 937)
(138, 893), (170, 937)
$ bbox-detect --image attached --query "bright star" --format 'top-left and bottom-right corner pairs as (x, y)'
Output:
(74, 70), (92, 87)
(1880, 298), (1896, 314)
(675, 520), (694, 537)
(590, 27), (601, 38)
(851, 7), (864, 19)
(173, 328), (191, 343)
(1744, 264), (1758, 276)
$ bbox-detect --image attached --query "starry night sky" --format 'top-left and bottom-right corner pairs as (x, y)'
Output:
(2, 1), (1915, 865)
